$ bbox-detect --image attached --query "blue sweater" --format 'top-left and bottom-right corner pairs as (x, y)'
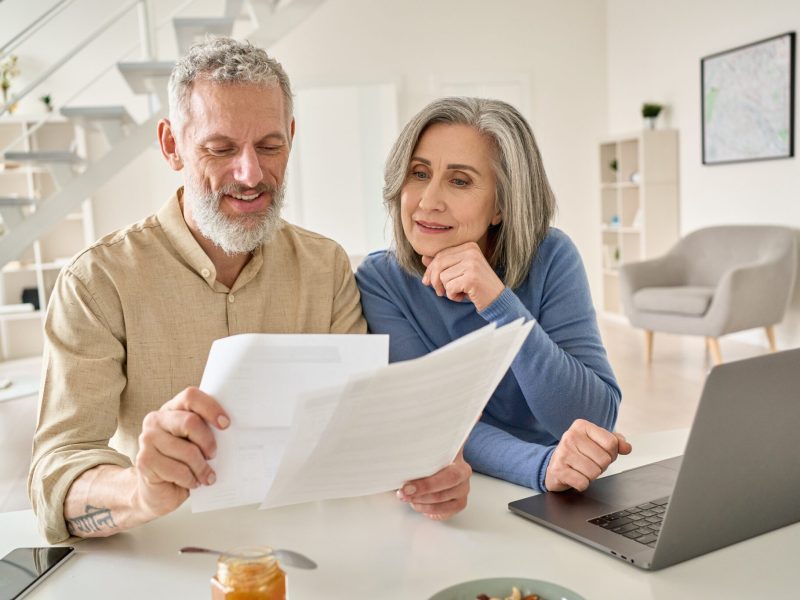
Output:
(355, 228), (621, 491)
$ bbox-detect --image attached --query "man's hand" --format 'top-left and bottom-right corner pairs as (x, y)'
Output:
(396, 451), (472, 520)
(133, 387), (229, 519)
(545, 419), (632, 492)
(421, 242), (505, 312)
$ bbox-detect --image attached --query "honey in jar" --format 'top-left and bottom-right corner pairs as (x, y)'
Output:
(210, 547), (286, 600)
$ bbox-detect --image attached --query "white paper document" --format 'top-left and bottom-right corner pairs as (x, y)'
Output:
(261, 319), (534, 508)
(191, 320), (534, 513)
(190, 334), (389, 512)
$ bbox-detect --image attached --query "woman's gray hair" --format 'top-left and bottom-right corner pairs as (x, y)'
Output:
(384, 97), (556, 290)
(168, 37), (293, 134)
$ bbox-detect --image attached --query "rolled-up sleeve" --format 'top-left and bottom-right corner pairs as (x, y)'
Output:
(28, 267), (131, 543)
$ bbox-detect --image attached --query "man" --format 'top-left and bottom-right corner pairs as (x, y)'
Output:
(28, 38), (471, 544)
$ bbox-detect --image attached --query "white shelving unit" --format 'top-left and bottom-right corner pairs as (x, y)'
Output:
(598, 130), (680, 316)
(0, 115), (95, 360)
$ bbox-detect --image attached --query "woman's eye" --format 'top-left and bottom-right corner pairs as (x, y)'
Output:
(411, 170), (429, 180)
(451, 178), (469, 187)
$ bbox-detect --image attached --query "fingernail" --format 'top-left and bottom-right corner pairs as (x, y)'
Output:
(403, 484), (416, 495)
(217, 415), (230, 429)
(209, 447), (217, 459)
(207, 471), (216, 485)
(395, 489), (407, 501)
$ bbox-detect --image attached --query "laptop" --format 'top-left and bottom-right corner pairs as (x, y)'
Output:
(508, 348), (800, 570)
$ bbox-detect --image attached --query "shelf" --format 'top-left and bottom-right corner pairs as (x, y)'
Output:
(599, 181), (639, 190)
(601, 226), (641, 234)
(603, 269), (620, 276)
(3, 260), (70, 273)
(0, 309), (42, 322)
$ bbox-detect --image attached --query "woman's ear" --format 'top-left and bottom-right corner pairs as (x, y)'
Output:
(491, 210), (502, 226)
(157, 119), (183, 171)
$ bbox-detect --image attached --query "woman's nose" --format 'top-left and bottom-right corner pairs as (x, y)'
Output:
(418, 180), (445, 211)
(233, 146), (263, 188)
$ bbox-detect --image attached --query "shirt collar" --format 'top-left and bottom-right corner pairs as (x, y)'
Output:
(157, 187), (265, 291)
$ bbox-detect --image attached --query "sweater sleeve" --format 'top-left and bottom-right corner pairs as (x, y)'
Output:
(478, 240), (621, 440)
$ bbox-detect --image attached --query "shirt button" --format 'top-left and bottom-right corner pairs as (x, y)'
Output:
(228, 294), (235, 303)
(201, 268), (211, 278)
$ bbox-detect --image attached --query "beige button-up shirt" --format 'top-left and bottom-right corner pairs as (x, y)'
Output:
(29, 190), (366, 542)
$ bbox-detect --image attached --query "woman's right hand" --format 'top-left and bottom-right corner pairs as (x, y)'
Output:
(544, 419), (632, 492)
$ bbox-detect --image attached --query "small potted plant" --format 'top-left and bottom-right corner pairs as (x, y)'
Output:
(641, 103), (663, 129)
(40, 94), (53, 112)
(1, 54), (21, 113)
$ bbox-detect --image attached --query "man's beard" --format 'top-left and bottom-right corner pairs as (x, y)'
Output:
(185, 174), (285, 255)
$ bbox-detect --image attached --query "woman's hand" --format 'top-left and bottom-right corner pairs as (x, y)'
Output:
(421, 242), (505, 312)
(396, 451), (472, 520)
(545, 419), (632, 492)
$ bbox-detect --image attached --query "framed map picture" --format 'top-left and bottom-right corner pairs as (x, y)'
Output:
(701, 32), (795, 165)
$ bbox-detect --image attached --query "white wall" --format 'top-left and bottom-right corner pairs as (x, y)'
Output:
(270, 0), (608, 295)
(607, 0), (800, 347)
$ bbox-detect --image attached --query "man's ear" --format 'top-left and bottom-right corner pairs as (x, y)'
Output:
(157, 119), (183, 171)
(289, 117), (296, 143)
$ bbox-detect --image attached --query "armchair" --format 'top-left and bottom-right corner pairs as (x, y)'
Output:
(619, 225), (797, 364)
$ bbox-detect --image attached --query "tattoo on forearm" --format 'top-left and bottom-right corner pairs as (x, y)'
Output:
(67, 505), (117, 535)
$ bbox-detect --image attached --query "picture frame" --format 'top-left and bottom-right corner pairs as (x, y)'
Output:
(701, 32), (795, 165)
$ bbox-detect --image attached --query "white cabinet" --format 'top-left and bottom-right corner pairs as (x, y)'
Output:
(0, 115), (94, 359)
(598, 130), (680, 315)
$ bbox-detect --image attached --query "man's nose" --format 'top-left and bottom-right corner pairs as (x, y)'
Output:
(232, 146), (263, 188)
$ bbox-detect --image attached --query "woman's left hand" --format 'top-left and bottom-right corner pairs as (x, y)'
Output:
(422, 242), (505, 312)
(396, 451), (472, 520)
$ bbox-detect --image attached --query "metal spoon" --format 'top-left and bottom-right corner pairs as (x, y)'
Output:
(179, 546), (317, 570)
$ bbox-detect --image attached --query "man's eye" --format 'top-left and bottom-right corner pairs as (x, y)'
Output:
(258, 146), (282, 153)
(208, 148), (233, 156)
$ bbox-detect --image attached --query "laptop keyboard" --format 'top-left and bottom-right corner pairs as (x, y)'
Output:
(588, 496), (670, 547)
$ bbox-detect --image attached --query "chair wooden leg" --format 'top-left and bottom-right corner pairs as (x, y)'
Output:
(644, 330), (654, 364)
(765, 326), (777, 352)
(706, 337), (722, 365)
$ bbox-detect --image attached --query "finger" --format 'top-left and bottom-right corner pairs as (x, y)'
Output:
(443, 273), (468, 302)
(399, 461), (471, 500)
(402, 479), (469, 505)
(152, 431), (216, 485)
(565, 451), (603, 483)
(162, 387), (230, 430)
(149, 409), (218, 461)
(615, 432), (633, 455)
(559, 466), (592, 492)
(421, 255), (433, 268)
(572, 434), (615, 472)
(138, 451), (199, 490)
(579, 419), (620, 459)
(410, 496), (467, 519)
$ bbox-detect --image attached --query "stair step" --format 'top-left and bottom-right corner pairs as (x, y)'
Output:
(0, 197), (36, 207)
(117, 61), (174, 95)
(174, 17), (235, 54)
(3, 151), (82, 164)
(60, 105), (133, 124)
(224, 0), (245, 19)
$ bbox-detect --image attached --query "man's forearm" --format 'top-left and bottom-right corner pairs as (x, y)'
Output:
(63, 465), (152, 538)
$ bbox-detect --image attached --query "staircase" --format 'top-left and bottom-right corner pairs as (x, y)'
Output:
(0, 0), (324, 269)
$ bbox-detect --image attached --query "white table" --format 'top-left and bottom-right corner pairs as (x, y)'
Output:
(3, 429), (799, 599)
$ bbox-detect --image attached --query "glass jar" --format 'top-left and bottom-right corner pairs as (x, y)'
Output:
(210, 547), (286, 600)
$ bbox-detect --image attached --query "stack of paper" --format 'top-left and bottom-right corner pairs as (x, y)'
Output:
(191, 320), (533, 513)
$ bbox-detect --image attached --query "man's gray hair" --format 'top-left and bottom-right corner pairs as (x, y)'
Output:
(168, 37), (294, 133)
(384, 97), (556, 290)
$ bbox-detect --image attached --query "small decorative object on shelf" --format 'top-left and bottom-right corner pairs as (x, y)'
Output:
(609, 158), (618, 172)
(630, 170), (641, 184)
(609, 214), (620, 228)
(1, 53), (21, 114)
(40, 94), (53, 112)
(641, 103), (663, 129)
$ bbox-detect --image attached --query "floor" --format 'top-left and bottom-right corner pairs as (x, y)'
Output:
(0, 320), (770, 512)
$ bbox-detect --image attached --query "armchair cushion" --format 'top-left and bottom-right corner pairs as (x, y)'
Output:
(633, 286), (715, 316)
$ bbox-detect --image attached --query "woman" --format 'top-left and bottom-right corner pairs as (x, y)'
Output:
(356, 97), (630, 520)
